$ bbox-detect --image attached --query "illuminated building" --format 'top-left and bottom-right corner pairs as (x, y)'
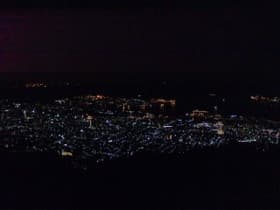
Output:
(84, 95), (106, 101)
(61, 150), (73, 157)
(250, 95), (280, 103)
(122, 103), (126, 112)
(215, 121), (224, 135)
(165, 134), (173, 140)
(190, 110), (209, 119)
(86, 115), (94, 128)
(25, 83), (47, 88)
(150, 98), (176, 107)
(23, 110), (27, 120)
(140, 103), (147, 111)
(122, 103), (131, 112)
(95, 95), (106, 100)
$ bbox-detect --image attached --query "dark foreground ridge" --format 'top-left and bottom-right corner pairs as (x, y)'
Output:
(1, 145), (280, 209)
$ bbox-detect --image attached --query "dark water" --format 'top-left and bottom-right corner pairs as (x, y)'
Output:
(0, 72), (279, 119)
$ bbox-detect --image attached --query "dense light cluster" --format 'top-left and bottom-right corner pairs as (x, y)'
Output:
(0, 95), (279, 164)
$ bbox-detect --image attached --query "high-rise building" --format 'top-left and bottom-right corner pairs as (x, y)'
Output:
(87, 115), (94, 128)
(23, 110), (27, 120)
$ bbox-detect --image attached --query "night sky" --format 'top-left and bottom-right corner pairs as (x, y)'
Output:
(0, 6), (279, 74)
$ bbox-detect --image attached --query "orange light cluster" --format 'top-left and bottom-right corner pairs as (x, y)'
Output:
(190, 110), (209, 118)
(95, 95), (106, 100)
(85, 95), (107, 100)
(150, 98), (176, 106)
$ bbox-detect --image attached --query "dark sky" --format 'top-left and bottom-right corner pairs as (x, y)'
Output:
(0, 6), (279, 74)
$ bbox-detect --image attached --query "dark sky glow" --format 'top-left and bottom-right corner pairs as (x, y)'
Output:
(0, 9), (278, 73)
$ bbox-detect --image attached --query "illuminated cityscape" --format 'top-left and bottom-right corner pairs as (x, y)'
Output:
(0, 2), (280, 208)
(0, 90), (279, 166)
